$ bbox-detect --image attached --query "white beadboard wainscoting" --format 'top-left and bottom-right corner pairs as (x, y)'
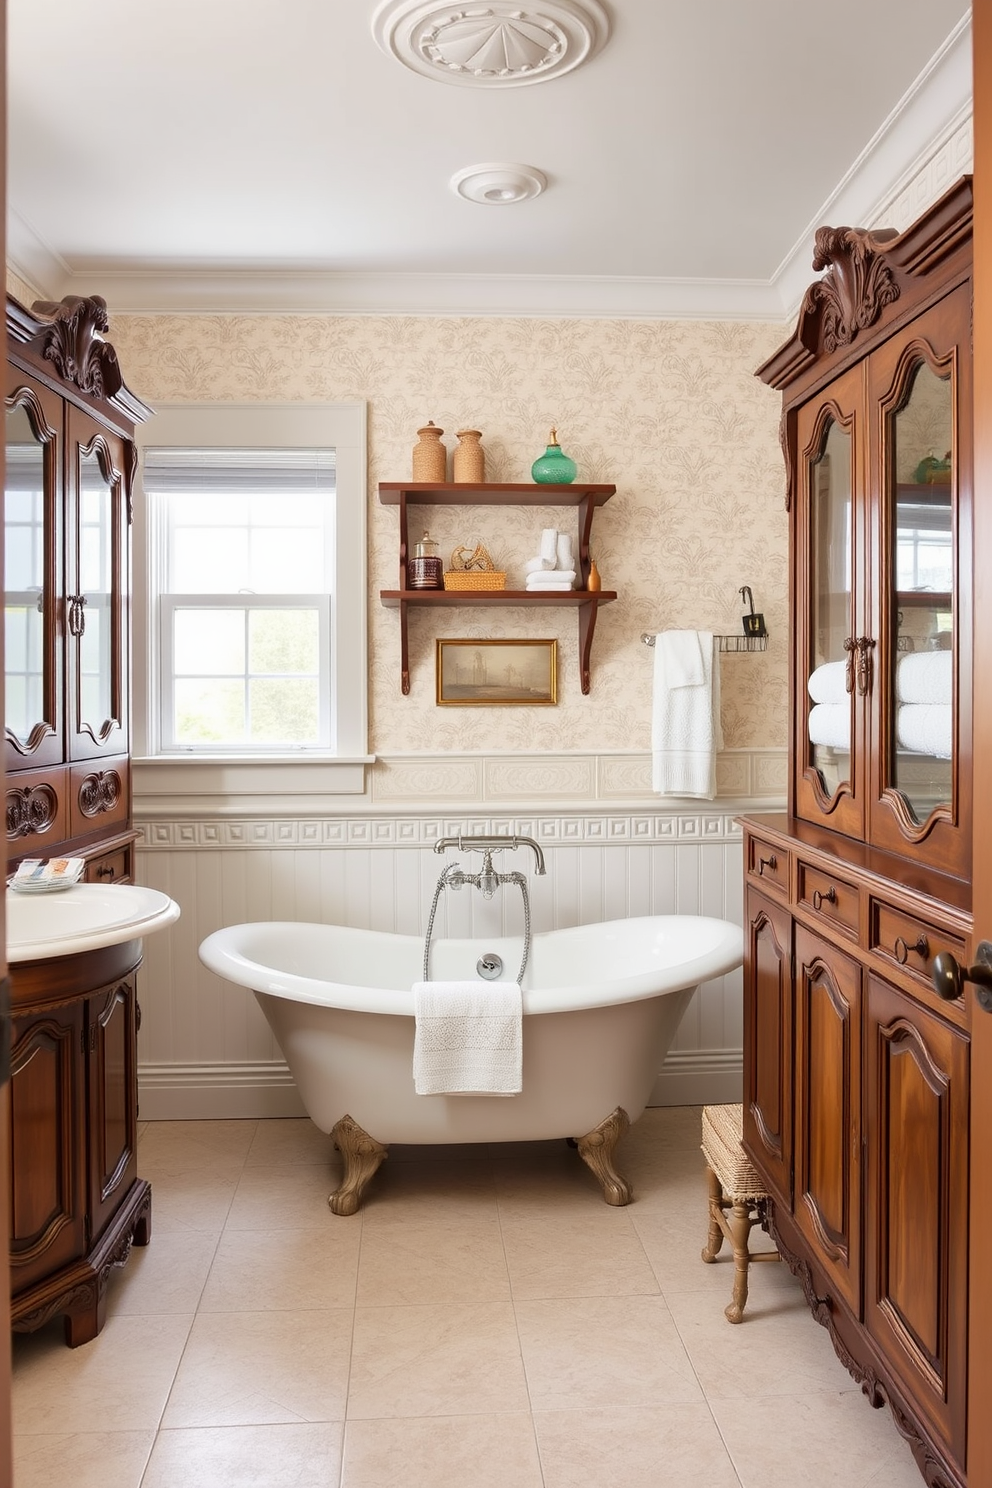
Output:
(133, 802), (762, 1121)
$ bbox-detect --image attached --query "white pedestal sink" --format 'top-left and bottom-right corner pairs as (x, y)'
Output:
(6, 881), (180, 962)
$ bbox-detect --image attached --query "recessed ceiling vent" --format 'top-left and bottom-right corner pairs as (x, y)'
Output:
(371, 2), (610, 87)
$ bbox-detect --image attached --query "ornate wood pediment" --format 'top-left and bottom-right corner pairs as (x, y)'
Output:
(798, 226), (901, 355)
(29, 294), (123, 400)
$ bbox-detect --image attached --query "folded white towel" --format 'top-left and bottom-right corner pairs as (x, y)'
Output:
(896, 703), (952, 759)
(539, 528), (558, 569)
(807, 702), (851, 750)
(412, 981), (522, 1096)
(651, 631), (722, 799)
(808, 660), (849, 704)
(897, 649), (952, 705)
(526, 571), (575, 589)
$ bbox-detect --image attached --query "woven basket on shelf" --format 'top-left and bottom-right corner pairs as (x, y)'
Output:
(443, 570), (506, 591)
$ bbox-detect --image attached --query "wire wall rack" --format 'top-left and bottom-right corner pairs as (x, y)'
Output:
(640, 631), (768, 653)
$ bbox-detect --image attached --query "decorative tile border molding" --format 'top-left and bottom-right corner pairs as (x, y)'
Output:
(136, 809), (750, 849)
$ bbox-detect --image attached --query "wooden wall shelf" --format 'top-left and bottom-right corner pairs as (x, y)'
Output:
(379, 482), (617, 695)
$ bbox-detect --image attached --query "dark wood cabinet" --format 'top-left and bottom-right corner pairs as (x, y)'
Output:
(5, 294), (150, 877)
(8, 941), (150, 1347)
(5, 295), (152, 1346)
(742, 179), (975, 1488)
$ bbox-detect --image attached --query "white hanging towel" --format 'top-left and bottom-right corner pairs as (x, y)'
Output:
(412, 981), (522, 1096)
(651, 630), (723, 799)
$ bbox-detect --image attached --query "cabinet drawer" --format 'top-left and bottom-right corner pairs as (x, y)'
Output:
(868, 900), (968, 994)
(83, 843), (133, 885)
(6, 766), (69, 857)
(68, 757), (130, 841)
(797, 859), (860, 939)
(746, 835), (789, 899)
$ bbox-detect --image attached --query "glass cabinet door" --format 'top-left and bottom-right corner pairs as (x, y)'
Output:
(869, 284), (971, 878)
(794, 366), (865, 840)
(66, 407), (128, 761)
(4, 376), (63, 769)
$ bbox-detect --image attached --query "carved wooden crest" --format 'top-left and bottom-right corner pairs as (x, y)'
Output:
(799, 227), (901, 355)
(30, 294), (124, 400)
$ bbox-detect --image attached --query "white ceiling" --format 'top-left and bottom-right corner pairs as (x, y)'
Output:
(6, 1), (973, 318)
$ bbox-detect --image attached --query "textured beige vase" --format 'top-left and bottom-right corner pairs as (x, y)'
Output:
(453, 428), (485, 484)
(412, 421), (446, 482)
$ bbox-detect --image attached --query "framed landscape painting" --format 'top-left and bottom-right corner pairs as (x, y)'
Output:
(436, 639), (558, 706)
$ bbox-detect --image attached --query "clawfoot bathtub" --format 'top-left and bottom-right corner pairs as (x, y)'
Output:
(199, 914), (743, 1213)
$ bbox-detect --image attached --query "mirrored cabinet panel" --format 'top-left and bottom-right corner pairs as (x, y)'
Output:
(4, 379), (62, 767)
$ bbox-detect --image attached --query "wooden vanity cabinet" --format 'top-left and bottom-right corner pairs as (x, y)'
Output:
(742, 179), (975, 1488)
(5, 294), (150, 877)
(8, 941), (149, 1347)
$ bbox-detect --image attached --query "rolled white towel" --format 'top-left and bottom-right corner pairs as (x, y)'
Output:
(539, 528), (558, 569)
(524, 556), (548, 575)
(896, 703), (952, 759)
(555, 532), (574, 571)
(808, 660), (849, 704)
(808, 702), (850, 750)
(896, 649), (952, 705)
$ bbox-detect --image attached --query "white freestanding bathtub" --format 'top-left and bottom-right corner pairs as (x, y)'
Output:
(199, 914), (743, 1212)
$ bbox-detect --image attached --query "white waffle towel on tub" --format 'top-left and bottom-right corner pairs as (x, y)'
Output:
(651, 630), (722, 799)
(412, 981), (522, 1095)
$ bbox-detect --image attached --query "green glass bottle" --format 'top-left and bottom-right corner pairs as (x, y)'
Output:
(531, 427), (577, 484)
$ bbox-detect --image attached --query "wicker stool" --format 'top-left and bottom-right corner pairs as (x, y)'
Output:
(700, 1103), (780, 1323)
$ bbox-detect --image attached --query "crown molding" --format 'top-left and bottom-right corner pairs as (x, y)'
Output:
(7, 18), (972, 322)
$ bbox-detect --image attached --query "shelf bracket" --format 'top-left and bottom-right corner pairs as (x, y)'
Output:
(399, 599), (411, 695)
(578, 598), (600, 696)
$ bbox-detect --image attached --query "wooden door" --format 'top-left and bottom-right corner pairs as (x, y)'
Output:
(793, 924), (862, 1314)
(86, 979), (139, 1243)
(8, 1001), (87, 1300)
(865, 974), (968, 1460)
(64, 405), (129, 764)
(742, 887), (793, 1209)
(968, 3), (992, 1480)
(793, 364), (868, 841)
(866, 285), (973, 882)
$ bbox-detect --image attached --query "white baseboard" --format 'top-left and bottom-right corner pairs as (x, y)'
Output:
(648, 1049), (743, 1108)
(139, 1051), (742, 1121)
(138, 1062), (307, 1120)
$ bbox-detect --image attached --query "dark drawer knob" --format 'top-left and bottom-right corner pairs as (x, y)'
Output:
(812, 886), (837, 911)
(757, 854), (777, 877)
(933, 944), (992, 1009)
(894, 933), (929, 966)
(95, 865), (116, 879)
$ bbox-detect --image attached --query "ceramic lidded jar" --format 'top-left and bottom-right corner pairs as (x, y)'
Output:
(412, 421), (447, 483)
(453, 429), (485, 484)
(407, 531), (443, 590)
(531, 427), (577, 484)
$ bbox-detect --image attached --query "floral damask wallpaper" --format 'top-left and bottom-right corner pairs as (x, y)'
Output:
(101, 312), (788, 757)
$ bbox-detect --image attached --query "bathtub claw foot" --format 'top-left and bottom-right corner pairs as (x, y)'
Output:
(329, 1115), (388, 1216)
(575, 1106), (632, 1206)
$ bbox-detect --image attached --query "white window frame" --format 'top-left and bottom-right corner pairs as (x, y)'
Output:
(133, 402), (369, 784)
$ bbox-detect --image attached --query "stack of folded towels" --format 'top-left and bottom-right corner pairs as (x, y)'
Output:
(524, 529), (576, 590)
(806, 650), (952, 760)
(895, 649), (952, 759)
(807, 660), (850, 750)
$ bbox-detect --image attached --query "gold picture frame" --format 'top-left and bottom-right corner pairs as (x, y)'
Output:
(436, 639), (558, 706)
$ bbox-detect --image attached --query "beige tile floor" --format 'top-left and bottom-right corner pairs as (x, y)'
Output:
(11, 1106), (926, 1488)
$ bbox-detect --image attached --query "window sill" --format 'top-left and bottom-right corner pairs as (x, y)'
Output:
(132, 754), (375, 817)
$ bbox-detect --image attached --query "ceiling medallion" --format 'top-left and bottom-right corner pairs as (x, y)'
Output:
(371, 1), (610, 87)
(450, 163), (547, 204)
